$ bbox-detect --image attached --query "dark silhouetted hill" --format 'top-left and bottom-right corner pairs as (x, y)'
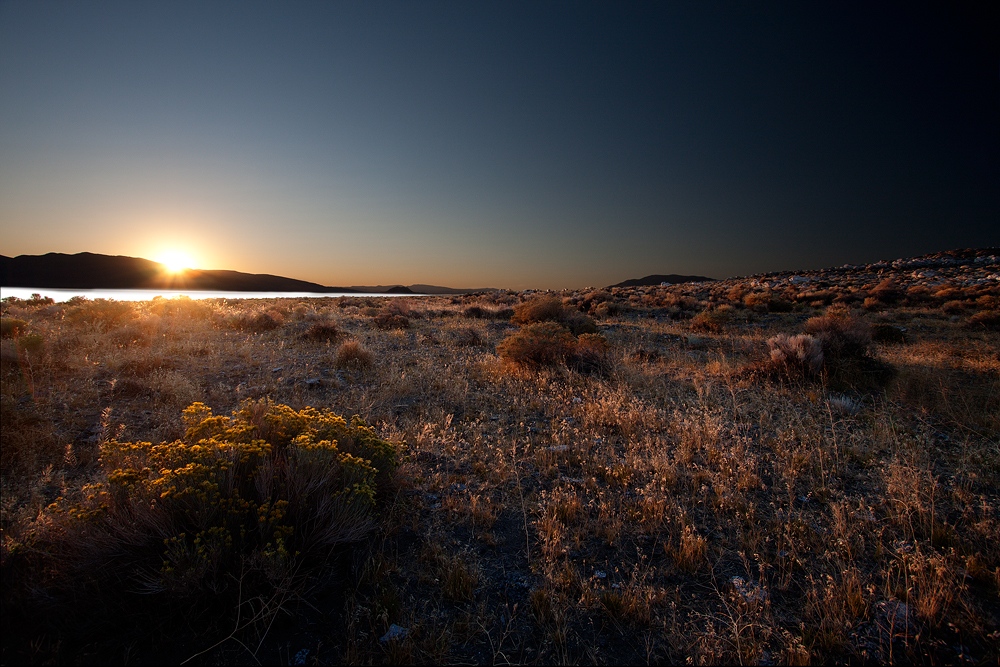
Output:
(609, 274), (715, 288)
(408, 284), (499, 295)
(0, 252), (498, 294)
(353, 284), (499, 294)
(0, 252), (358, 292)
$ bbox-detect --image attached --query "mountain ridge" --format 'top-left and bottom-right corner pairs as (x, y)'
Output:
(0, 252), (497, 295)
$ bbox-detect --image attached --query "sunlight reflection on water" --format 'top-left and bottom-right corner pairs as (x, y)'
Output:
(0, 287), (415, 302)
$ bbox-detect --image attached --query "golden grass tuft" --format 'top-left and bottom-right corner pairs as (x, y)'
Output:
(334, 339), (374, 370)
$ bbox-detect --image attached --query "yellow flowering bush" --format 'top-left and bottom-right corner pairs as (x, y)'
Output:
(50, 400), (399, 597)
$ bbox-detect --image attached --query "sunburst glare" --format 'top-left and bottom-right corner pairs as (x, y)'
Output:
(157, 250), (196, 274)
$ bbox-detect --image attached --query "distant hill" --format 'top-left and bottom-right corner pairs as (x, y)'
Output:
(358, 284), (499, 295)
(0, 252), (495, 294)
(609, 273), (715, 288)
(0, 252), (360, 292)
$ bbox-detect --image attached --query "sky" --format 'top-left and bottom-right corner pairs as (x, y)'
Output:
(0, 2), (996, 290)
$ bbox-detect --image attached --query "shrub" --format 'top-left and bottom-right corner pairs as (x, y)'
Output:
(232, 309), (284, 332)
(976, 295), (1000, 310)
(335, 339), (374, 370)
(497, 322), (576, 367)
(744, 291), (793, 313)
(462, 305), (488, 319)
(66, 299), (137, 330)
(512, 296), (564, 325)
(372, 301), (413, 329)
(803, 307), (894, 391)
(153, 296), (216, 321)
(561, 309), (599, 335)
(966, 310), (1000, 330)
(1, 293), (54, 308)
(15, 334), (44, 357)
(941, 300), (968, 315)
(301, 321), (342, 342)
(512, 296), (597, 335)
(0, 388), (62, 475)
(0, 318), (27, 339)
(569, 333), (611, 374)
(795, 289), (836, 305)
(804, 306), (871, 360)
(869, 279), (902, 305)
(25, 400), (399, 603)
(743, 292), (771, 312)
(374, 300), (420, 329)
(767, 334), (825, 379)
(373, 311), (410, 329)
(463, 305), (514, 320)
(871, 324), (907, 344)
(629, 349), (661, 363)
(579, 289), (612, 310)
(110, 319), (158, 348)
(690, 306), (732, 333)
(593, 300), (623, 319)
(769, 297), (794, 312)
(453, 327), (485, 347)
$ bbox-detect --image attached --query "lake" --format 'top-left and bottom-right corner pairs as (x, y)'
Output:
(0, 287), (415, 302)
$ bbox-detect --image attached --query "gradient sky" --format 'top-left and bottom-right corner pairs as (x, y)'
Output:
(1, 2), (996, 289)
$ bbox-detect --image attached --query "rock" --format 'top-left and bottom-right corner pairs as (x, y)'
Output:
(730, 576), (768, 604)
(828, 394), (860, 415)
(875, 600), (917, 637)
(380, 624), (409, 643)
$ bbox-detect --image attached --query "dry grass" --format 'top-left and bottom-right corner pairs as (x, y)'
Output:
(2, 255), (999, 664)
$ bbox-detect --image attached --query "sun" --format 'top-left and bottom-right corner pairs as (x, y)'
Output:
(157, 250), (196, 274)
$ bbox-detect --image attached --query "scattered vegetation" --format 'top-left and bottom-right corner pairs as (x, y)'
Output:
(2, 250), (999, 664)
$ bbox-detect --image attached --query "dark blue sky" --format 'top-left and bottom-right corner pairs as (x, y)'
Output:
(1, 1), (996, 288)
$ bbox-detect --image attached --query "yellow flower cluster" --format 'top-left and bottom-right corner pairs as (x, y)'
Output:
(52, 399), (398, 594)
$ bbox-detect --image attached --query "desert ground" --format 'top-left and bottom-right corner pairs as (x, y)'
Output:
(2, 248), (998, 665)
